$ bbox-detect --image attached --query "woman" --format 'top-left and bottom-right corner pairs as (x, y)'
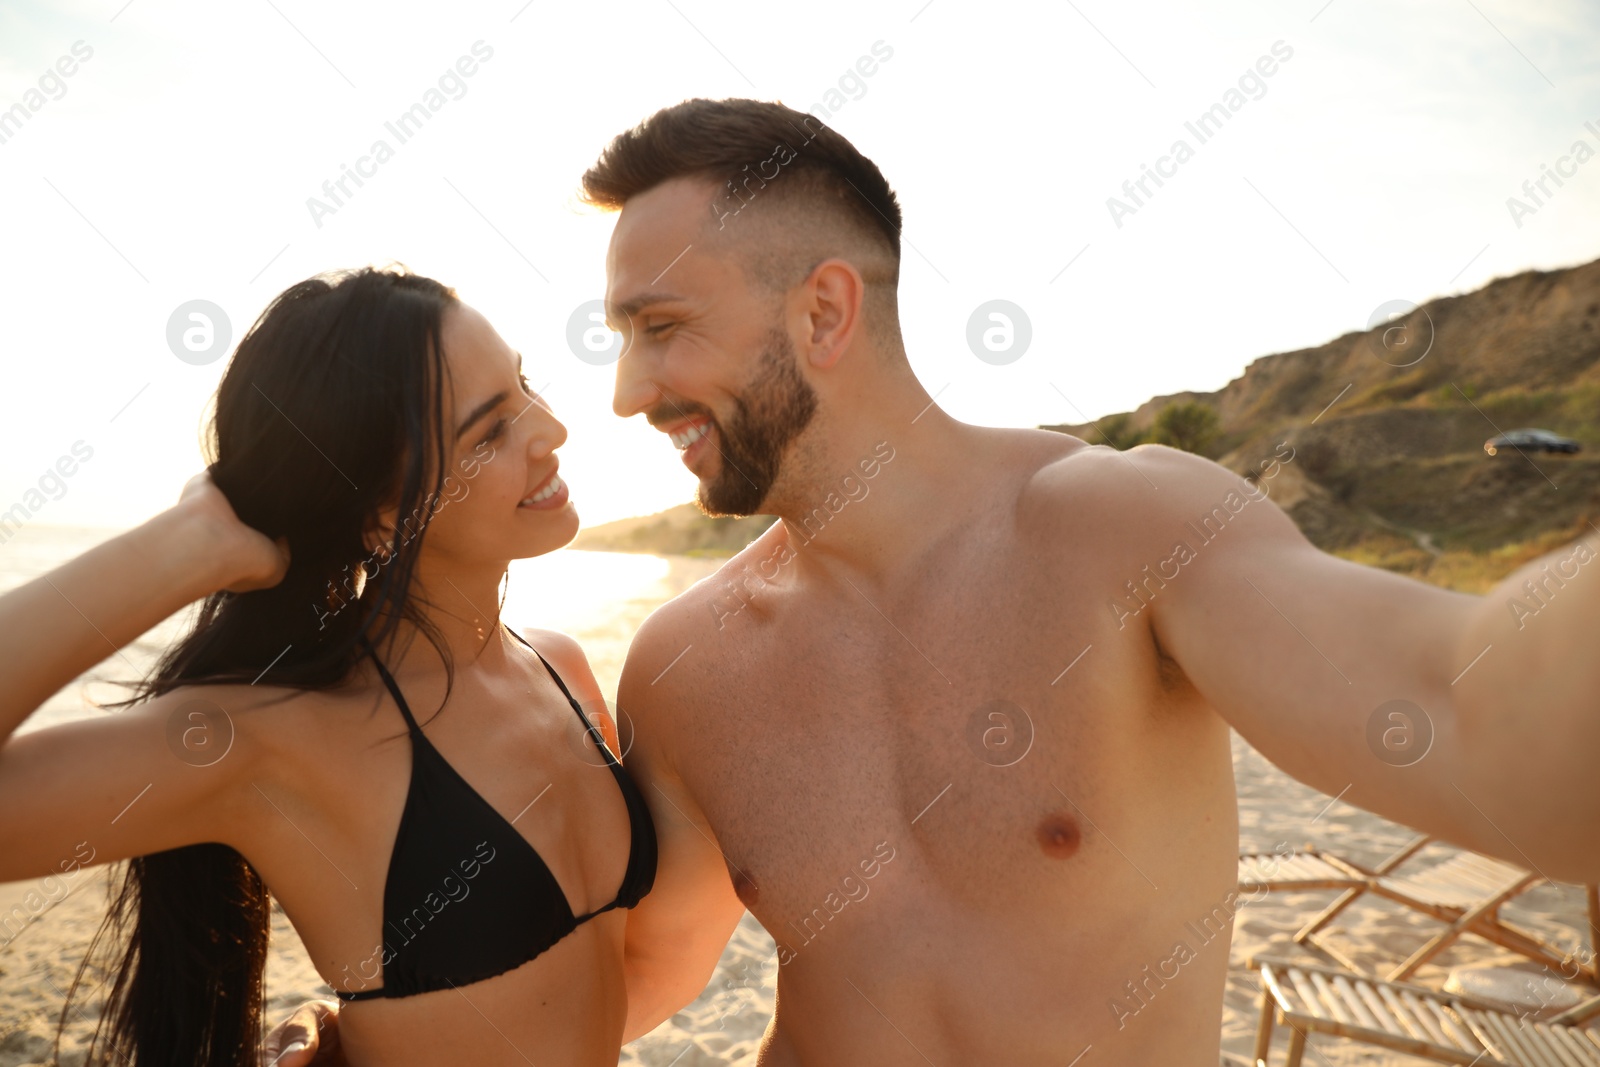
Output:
(0, 267), (658, 1065)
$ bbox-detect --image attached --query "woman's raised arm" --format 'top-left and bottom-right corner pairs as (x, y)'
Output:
(0, 472), (287, 739)
(0, 473), (290, 881)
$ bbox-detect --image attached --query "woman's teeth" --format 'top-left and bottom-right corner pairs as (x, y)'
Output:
(671, 422), (710, 450)
(520, 475), (564, 506)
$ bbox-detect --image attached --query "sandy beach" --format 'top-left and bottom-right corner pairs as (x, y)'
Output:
(1, 528), (1594, 1065)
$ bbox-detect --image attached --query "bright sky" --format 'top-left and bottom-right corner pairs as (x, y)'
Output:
(1, 0), (1597, 531)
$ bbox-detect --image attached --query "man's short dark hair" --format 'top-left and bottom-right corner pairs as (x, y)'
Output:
(581, 98), (903, 286)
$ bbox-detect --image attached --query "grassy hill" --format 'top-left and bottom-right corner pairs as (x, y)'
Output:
(572, 503), (776, 558)
(1045, 257), (1600, 591)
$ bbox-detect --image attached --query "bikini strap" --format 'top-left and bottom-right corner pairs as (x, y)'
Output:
(503, 626), (613, 759)
(358, 636), (423, 734)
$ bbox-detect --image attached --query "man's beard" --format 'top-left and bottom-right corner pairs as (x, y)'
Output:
(659, 328), (818, 517)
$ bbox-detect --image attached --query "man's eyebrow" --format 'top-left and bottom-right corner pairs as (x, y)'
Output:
(609, 291), (688, 320)
(454, 353), (526, 441)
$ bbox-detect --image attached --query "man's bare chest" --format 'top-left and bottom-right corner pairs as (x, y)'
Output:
(669, 558), (1200, 932)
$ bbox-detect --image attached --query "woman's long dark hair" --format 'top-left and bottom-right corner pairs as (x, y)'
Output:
(60, 266), (468, 1065)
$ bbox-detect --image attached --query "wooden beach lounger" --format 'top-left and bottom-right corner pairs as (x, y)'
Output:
(1248, 955), (1600, 1066)
(1239, 835), (1599, 983)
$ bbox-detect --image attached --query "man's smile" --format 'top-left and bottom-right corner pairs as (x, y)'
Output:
(659, 414), (717, 472)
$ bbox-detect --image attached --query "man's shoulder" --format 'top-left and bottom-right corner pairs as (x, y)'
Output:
(1022, 435), (1262, 518)
(638, 527), (783, 630)
(618, 530), (784, 696)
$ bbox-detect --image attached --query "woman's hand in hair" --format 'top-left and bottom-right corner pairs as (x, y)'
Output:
(177, 471), (291, 593)
(261, 999), (345, 1067)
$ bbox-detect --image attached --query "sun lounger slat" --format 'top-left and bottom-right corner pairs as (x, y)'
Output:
(1467, 1006), (1549, 1066)
(1384, 873), (1491, 909)
(1282, 857), (1326, 880)
(1383, 855), (1527, 908)
(1450, 853), (1502, 875)
(1441, 869), (1507, 896)
(1375, 983), (1429, 1042)
(1455, 867), (1523, 898)
(1553, 1022), (1600, 1065)
(1401, 990), (1455, 1048)
(1238, 852), (1357, 889)
(1433, 1003), (1481, 1052)
(1507, 1016), (1568, 1067)
(1380, 877), (1468, 909)
(1461, 854), (1527, 881)
(1447, 855), (1527, 891)
(1310, 971), (1354, 1025)
(1287, 968), (1324, 1019)
(1538, 1021), (1598, 1067)
(1518, 1023), (1574, 1067)
(1353, 979), (1403, 1036)
(1331, 975), (1381, 1031)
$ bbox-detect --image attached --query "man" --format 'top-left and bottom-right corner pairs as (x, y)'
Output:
(278, 99), (1599, 1065)
(587, 97), (1599, 1065)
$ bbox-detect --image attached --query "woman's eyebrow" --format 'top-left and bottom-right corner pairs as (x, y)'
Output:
(454, 350), (533, 440)
(455, 391), (508, 441)
(454, 353), (527, 440)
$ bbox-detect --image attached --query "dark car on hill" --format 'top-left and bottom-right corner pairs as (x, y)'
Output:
(1483, 428), (1582, 456)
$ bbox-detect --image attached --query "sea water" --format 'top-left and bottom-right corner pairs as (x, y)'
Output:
(0, 525), (706, 734)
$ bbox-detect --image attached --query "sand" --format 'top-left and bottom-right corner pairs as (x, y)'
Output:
(1, 533), (1595, 1065)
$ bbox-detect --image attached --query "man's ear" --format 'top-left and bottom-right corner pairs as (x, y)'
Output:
(793, 258), (866, 370)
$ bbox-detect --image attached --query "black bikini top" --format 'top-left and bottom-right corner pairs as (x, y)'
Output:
(335, 625), (657, 1002)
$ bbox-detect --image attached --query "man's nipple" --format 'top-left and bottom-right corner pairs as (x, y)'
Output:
(1036, 812), (1083, 859)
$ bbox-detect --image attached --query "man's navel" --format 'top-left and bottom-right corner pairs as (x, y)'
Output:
(1036, 811), (1083, 859)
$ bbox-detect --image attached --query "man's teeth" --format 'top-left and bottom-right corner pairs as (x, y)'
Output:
(670, 422), (711, 450)
(520, 475), (564, 506)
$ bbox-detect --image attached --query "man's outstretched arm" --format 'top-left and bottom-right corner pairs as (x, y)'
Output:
(1127, 445), (1598, 882)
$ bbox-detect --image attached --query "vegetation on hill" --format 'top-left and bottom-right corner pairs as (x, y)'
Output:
(573, 504), (776, 558)
(1045, 257), (1600, 592)
(1149, 400), (1222, 454)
